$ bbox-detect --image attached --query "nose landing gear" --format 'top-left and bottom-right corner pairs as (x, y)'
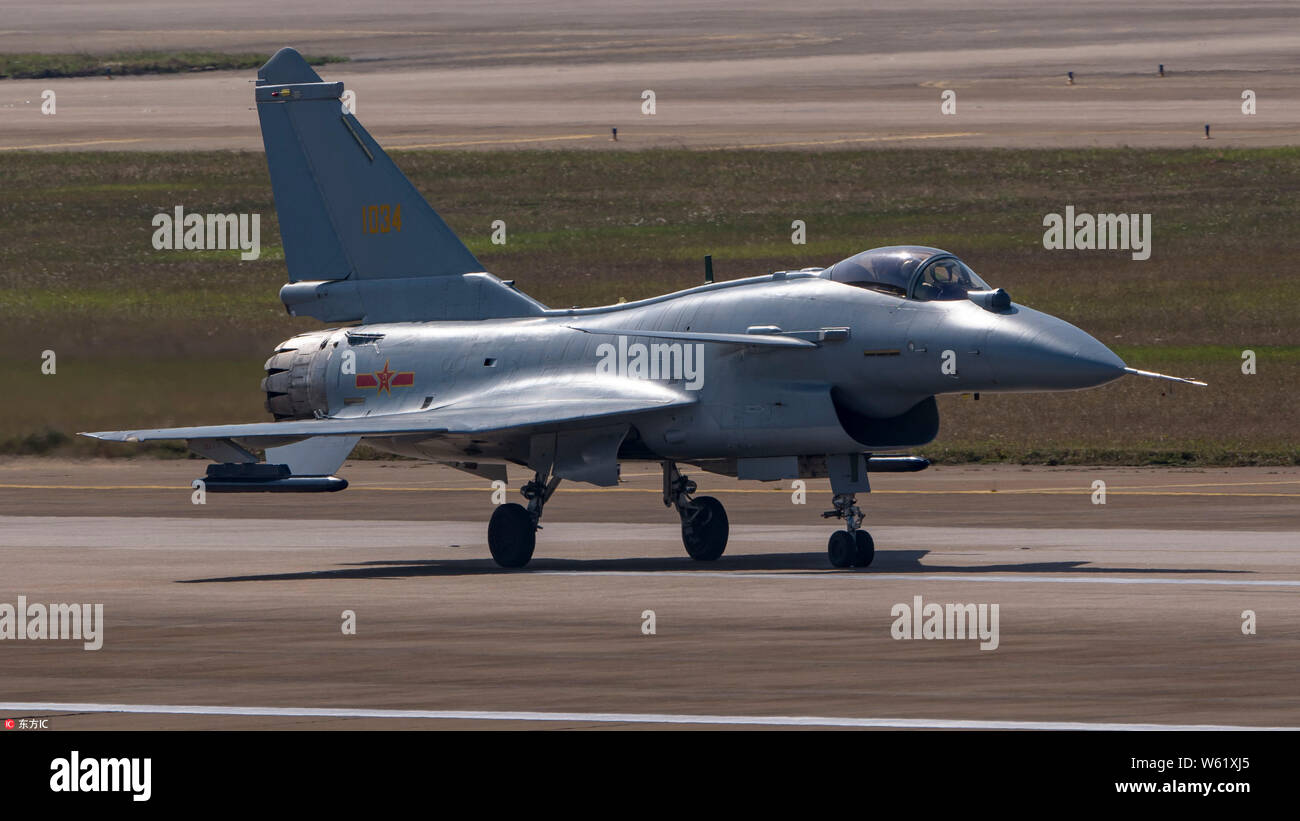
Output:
(823, 493), (874, 568)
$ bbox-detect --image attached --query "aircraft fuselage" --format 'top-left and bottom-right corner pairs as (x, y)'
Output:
(267, 270), (1124, 470)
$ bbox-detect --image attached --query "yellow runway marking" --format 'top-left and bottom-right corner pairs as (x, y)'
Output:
(961, 479), (1300, 493)
(3, 482), (1295, 498)
(731, 132), (980, 149)
(1106, 479), (1300, 489)
(876, 490), (1300, 498)
(352, 487), (1300, 498)
(0, 138), (146, 151)
(0, 484), (180, 490)
(391, 134), (600, 149)
(0, 475), (1294, 501)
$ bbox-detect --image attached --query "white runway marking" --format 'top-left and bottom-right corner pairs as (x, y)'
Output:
(535, 571), (1300, 588)
(1, 516), (1294, 553)
(1, 702), (1292, 731)
(2, 516), (1296, 588)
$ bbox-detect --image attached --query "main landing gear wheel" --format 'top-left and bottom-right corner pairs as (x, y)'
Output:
(488, 503), (536, 568)
(486, 470), (559, 569)
(663, 461), (729, 561)
(682, 495), (729, 561)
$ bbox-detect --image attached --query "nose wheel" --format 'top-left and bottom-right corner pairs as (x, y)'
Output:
(851, 529), (875, 567)
(823, 493), (874, 568)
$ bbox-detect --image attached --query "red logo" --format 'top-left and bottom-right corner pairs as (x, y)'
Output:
(3, 719), (13, 729)
(355, 359), (415, 395)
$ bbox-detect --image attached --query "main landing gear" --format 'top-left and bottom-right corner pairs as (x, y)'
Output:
(663, 461), (728, 561)
(822, 492), (874, 568)
(485, 461), (876, 570)
(487, 470), (560, 568)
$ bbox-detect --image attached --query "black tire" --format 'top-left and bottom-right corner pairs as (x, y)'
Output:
(852, 529), (875, 568)
(488, 503), (536, 568)
(828, 530), (855, 568)
(681, 495), (728, 561)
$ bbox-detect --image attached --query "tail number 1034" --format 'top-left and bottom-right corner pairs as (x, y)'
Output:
(362, 204), (403, 234)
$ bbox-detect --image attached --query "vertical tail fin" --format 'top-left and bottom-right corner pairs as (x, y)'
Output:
(254, 48), (542, 322)
(255, 47), (480, 283)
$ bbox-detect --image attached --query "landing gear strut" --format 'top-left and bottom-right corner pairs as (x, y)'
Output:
(487, 470), (560, 568)
(822, 492), (874, 568)
(663, 461), (728, 561)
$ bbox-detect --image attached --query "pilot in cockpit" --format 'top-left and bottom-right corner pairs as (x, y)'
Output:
(913, 258), (980, 301)
(824, 246), (990, 302)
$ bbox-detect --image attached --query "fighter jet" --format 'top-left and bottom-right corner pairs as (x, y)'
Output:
(83, 48), (1205, 569)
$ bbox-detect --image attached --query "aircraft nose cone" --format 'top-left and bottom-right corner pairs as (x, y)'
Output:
(985, 307), (1125, 391)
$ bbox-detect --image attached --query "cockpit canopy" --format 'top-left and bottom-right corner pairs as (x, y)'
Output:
(824, 246), (991, 301)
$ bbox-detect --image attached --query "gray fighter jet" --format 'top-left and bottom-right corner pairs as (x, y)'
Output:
(83, 48), (1205, 569)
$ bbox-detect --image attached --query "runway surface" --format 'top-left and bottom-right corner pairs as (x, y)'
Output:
(0, 458), (1297, 730)
(2, 1), (1299, 150)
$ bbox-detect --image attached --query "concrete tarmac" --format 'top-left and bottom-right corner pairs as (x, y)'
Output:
(0, 458), (1297, 730)
(2, 1), (1298, 151)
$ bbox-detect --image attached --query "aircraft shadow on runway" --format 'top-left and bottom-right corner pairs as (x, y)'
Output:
(178, 549), (1248, 584)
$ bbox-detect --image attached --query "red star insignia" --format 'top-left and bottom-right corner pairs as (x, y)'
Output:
(355, 360), (415, 394)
